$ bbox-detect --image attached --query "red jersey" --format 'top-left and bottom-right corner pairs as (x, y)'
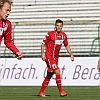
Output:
(0, 19), (19, 54)
(43, 30), (68, 60)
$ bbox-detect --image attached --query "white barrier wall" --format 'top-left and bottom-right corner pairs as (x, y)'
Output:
(12, 0), (34, 3)
(0, 57), (100, 86)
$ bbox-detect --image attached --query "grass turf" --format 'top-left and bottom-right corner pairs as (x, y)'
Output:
(0, 86), (100, 100)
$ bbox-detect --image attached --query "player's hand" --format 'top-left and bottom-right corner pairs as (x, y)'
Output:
(70, 55), (74, 61)
(42, 53), (46, 61)
(97, 59), (100, 72)
(16, 52), (22, 60)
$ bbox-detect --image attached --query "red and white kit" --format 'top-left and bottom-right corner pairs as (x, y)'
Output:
(42, 30), (68, 72)
(0, 19), (19, 54)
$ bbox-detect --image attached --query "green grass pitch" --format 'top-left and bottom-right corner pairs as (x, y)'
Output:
(0, 86), (100, 100)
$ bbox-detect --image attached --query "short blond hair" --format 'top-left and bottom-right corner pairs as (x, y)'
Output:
(0, 0), (11, 9)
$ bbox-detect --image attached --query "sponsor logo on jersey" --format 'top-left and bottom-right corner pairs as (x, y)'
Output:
(0, 24), (8, 35)
(0, 27), (3, 35)
(55, 40), (63, 45)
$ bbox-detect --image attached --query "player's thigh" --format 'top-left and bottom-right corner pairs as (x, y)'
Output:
(45, 58), (59, 72)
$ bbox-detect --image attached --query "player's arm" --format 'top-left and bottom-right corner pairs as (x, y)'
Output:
(41, 32), (50, 61)
(97, 58), (100, 72)
(4, 21), (22, 60)
(63, 34), (74, 61)
(41, 43), (46, 61)
(65, 46), (74, 61)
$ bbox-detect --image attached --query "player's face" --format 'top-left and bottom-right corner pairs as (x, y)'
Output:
(0, 2), (11, 20)
(55, 22), (63, 34)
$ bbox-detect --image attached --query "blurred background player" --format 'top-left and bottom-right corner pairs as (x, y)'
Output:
(38, 19), (74, 97)
(0, 0), (22, 59)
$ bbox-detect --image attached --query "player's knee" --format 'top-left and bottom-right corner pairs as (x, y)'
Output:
(54, 69), (60, 75)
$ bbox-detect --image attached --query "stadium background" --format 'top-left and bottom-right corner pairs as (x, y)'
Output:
(0, 0), (100, 85)
(0, 0), (100, 58)
(0, 0), (100, 100)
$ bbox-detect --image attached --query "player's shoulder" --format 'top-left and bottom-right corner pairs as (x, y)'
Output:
(4, 19), (12, 25)
(62, 31), (67, 36)
(48, 30), (56, 35)
(5, 19), (11, 23)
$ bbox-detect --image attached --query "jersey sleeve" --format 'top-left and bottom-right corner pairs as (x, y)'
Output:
(4, 21), (19, 54)
(42, 32), (51, 44)
(63, 34), (68, 46)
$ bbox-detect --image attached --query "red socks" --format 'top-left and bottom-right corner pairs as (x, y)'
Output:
(56, 74), (63, 92)
(39, 74), (63, 93)
(39, 77), (50, 93)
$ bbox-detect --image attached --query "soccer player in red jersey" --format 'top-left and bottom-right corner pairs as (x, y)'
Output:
(38, 19), (74, 97)
(0, 0), (22, 59)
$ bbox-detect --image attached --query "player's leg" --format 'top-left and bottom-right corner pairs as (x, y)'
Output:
(54, 69), (67, 96)
(45, 58), (67, 96)
(51, 62), (67, 96)
(38, 67), (54, 97)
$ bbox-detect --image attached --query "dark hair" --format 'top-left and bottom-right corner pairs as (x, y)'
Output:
(55, 19), (63, 25)
(0, 0), (11, 9)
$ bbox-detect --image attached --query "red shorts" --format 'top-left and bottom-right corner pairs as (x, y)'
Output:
(45, 58), (59, 72)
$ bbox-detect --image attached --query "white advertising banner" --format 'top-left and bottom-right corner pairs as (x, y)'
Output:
(0, 57), (100, 86)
